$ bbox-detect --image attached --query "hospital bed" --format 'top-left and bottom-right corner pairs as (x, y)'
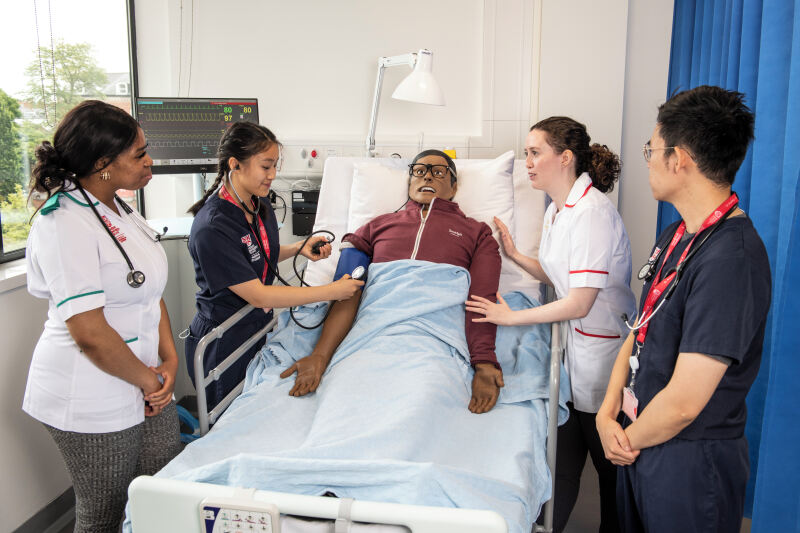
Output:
(127, 153), (567, 533)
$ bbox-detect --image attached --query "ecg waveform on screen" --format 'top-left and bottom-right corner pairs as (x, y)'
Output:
(135, 98), (258, 169)
(137, 112), (227, 122)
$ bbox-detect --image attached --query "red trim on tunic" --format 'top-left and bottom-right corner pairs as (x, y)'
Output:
(574, 328), (620, 339)
(569, 269), (609, 275)
(565, 184), (592, 208)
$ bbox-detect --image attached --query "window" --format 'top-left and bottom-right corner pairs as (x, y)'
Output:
(0, 0), (135, 263)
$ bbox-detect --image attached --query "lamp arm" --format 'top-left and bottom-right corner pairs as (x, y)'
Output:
(366, 53), (418, 157)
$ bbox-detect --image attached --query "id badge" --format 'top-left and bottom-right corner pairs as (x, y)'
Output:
(622, 387), (639, 421)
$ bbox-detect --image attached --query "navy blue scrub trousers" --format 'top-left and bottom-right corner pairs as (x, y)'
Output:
(617, 437), (749, 533)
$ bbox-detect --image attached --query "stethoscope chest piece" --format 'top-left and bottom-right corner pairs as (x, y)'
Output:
(351, 265), (367, 281)
(127, 270), (146, 288)
(638, 262), (655, 281)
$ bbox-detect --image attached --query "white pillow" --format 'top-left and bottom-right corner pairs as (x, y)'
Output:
(346, 159), (410, 233)
(347, 151), (516, 235)
(451, 150), (516, 241)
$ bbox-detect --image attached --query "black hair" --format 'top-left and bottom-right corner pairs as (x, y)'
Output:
(410, 149), (458, 186)
(531, 116), (620, 193)
(29, 100), (140, 209)
(656, 85), (755, 186)
(188, 122), (282, 216)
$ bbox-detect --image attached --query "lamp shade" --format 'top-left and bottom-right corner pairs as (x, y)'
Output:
(391, 49), (445, 106)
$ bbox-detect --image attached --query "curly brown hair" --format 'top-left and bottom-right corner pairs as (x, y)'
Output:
(531, 116), (621, 193)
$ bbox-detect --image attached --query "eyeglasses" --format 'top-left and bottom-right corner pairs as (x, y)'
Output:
(642, 140), (676, 162)
(408, 163), (451, 179)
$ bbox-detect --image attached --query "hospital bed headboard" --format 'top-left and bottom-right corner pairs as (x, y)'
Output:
(303, 152), (546, 300)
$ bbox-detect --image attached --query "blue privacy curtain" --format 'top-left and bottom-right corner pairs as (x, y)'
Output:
(660, 0), (800, 529)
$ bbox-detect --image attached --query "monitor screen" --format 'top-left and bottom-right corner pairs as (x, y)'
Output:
(135, 97), (259, 174)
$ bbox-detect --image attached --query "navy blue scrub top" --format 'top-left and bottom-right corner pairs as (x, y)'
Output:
(189, 193), (280, 324)
(628, 215), (771, 440)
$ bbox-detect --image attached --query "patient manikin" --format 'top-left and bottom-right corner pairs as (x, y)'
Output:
(280, 150), (505, 413)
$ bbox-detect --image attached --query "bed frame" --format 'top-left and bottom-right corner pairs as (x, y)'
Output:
(164, 157), (566, 532)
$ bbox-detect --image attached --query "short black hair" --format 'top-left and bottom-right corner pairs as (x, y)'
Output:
(657, 85), (755, 186)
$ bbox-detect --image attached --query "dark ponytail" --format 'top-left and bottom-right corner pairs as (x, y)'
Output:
(531, 116), (621, 193)
(188, 122), (281, 216)
(29, 100), (139, 210)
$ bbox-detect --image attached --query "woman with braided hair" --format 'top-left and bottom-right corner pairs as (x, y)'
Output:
(185, 121), (363, 412)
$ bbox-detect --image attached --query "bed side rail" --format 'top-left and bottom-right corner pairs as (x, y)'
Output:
(193, 268), (302, 436)
(535, 285), (564, 533)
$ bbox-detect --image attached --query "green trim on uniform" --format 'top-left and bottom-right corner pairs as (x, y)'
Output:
(63, 192), (99, 207)
(56, 290), (104, 308)
(123, 337), (138, 343)
(40, 191), (99, 216)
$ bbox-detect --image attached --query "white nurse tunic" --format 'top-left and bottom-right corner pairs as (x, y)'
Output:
(539, 173), (636, 413)
(23, 188), (167, 433)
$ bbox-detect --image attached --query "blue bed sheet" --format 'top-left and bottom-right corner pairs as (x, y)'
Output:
(149, 260), (570, 533)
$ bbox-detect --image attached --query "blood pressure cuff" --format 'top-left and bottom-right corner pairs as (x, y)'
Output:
(334, 243), (371, 281)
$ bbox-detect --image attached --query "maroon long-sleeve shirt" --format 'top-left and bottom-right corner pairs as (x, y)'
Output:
(343, 198), (501, 368)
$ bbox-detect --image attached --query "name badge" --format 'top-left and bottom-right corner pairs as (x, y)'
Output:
(622, 386), (639, 421)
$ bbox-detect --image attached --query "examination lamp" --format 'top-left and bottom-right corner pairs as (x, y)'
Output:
(366, 48), (445, 157)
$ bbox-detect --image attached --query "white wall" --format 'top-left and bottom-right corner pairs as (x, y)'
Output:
(618, 0), (675, 296)
(0, 281), (71, 531)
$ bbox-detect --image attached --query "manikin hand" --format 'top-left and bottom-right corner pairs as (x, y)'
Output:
(469, 363), (505, 414)
(280, 354), (330, 396)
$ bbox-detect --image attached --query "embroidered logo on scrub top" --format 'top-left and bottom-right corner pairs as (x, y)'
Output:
(101, 215), (126, 243)
(241, 234), (261, 262)
(448, 229), (463, 238)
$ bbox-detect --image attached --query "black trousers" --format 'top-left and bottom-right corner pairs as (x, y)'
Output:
(540, 402), (620, 533)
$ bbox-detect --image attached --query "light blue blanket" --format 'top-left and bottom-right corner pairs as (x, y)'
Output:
(152, 261), (570, 533)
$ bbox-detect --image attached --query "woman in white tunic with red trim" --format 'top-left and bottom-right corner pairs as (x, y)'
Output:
(467, 116), (636, 533)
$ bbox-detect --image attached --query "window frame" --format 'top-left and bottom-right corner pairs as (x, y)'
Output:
(0, 0), (139, 264)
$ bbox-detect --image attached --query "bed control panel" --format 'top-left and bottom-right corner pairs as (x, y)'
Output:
(200, 498), (280, 533)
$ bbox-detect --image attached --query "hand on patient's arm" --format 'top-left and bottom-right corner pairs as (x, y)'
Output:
(230, 276), (363, 309)
(280, 292), (362, 396)
(493, 216), (551, 285)
(596, 333), (639, 465)
(468, 287), (599, 326)
(469, 363), (504, 414)
(624, 352), (728, 451)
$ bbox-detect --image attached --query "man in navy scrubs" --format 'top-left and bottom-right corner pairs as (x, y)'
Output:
(596, 85), (771, 532)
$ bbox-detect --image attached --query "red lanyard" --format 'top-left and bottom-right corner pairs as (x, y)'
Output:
(635, 193), (738, 346)
(220, 186), (271, 283)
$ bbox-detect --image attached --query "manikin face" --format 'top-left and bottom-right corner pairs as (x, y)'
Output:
(103, 128), (153, 191)
(229, 143), (281, 198)
(407, 154), (458, 206)
(524, 129), (565, 193)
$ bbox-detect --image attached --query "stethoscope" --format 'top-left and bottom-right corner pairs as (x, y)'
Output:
(75, 182), (167, 288)
(623, 202), (739, 332)
(224, 171), (341, 330)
